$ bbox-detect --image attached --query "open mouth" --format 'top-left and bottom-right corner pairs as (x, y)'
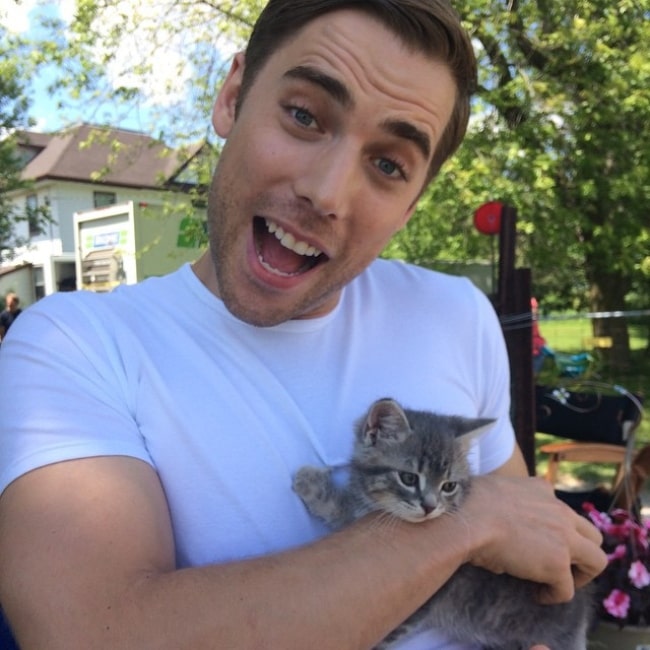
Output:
(253, 217), (327, 277)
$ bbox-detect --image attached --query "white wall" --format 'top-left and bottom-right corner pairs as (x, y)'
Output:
(0, 266), (36, 307)
(4, 180), (183, 298)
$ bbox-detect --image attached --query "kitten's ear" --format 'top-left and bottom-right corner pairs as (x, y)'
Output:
(359, 398), (411, 446)
(455, 417), (496, 449)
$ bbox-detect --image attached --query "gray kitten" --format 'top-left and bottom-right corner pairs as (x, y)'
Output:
(292, 398), (592, 650)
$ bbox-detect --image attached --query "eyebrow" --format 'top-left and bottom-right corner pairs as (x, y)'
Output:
(381, 118), (431, 162)
(283, 64), (432, 162)
(284, 65), (352, 108)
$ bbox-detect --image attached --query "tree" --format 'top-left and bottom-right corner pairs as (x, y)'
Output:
(388, 0), (650, 368)
(0, 26), (49, 260)
(29, 0), (264, 143)
(0, 27), (50, 257)
(479, 0), (649, 369)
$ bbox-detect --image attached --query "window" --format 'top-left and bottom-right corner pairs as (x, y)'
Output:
(33, 266), (45, 300)
(26, 194), (43, 237)
(93, 191), (117, 208)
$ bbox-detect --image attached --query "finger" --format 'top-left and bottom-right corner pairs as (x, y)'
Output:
(571, 523), (607, 589)
(536, 573), (576, 605)
(572, 549), (607, 590)
(575, 512), (604, 545)
(537, 528), (607, 603)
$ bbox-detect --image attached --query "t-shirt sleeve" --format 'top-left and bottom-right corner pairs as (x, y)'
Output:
(471, 287), (516, 474)
(0, 293), (154, 497)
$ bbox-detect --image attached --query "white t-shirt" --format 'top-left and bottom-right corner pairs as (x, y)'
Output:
(0, 259), (515, 650)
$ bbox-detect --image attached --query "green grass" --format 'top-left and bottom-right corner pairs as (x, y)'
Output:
(540, 317), (649, 353)
(534, 317), (650, 487)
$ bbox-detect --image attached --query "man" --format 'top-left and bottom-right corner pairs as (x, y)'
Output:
(0, 293), (21, 342)
(0, 1), (605, 649)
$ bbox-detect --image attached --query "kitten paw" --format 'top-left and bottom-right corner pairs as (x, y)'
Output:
(292, 466), (331, 504)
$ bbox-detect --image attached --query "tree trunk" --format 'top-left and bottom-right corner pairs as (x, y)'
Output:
(588, 268), (631, 371)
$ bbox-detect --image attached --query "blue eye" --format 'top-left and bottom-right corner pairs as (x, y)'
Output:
(378, 159), (397, 175)
(376, 157), (406, 180)
(291, 107), (315, 127)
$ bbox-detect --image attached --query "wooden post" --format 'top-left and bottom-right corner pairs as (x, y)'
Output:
(512, 268), (535, 475)
(496, 205), (536, 475)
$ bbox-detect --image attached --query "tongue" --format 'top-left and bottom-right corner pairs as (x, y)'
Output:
(259, 228), (306, 275)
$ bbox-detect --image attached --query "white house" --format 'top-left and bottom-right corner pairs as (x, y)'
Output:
(1, 123), (207, 306)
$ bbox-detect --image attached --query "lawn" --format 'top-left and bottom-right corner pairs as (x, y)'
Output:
(534, 317), (650, 488)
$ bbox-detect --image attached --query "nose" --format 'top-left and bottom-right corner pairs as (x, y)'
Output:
(421, 497), (438, 516)
(292, 140), (358, 219)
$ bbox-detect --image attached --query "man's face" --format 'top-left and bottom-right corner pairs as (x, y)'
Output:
(200, 8), (456, 326)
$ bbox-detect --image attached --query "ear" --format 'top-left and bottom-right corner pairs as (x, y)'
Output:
(455, 417), (496, 450)
(359, 398), (411, 446)
(212, 52), (246, 138)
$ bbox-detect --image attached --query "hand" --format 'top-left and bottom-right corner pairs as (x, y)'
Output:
(461, 474), (607, 604)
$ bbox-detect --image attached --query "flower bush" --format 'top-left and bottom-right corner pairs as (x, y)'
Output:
(584, 502), (650, 626)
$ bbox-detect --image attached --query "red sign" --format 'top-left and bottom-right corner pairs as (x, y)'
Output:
(474, 201), (503, 235)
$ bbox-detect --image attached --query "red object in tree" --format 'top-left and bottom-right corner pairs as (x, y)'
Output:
(474, 201), (504, 235)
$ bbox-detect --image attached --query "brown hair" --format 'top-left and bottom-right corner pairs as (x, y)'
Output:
(237, 0), (477, 183)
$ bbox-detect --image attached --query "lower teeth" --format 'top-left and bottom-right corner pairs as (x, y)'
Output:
(258, 254), (303, 277)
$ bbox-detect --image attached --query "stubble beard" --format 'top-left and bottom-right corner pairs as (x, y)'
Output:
(206, 173), (344, 327)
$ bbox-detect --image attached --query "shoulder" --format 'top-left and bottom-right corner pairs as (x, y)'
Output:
(354, 259), (494, 319)
(15, 288), (118, 338)
(8, 265), (195, 347)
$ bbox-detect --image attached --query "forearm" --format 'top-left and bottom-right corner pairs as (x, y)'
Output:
(8, 515), (467, 650)
(135, 520), (463, 649)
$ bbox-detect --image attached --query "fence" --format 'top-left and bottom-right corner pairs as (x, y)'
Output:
(538, 310), (650, 356)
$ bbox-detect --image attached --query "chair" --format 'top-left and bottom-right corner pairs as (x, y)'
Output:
(535, 382), (644, 514)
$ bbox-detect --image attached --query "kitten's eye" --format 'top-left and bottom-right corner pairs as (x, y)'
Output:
(398, 472), (418, 488)
(441, 481), (458, 494)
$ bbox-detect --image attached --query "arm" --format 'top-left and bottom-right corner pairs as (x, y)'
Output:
(489, 443), (529, 478)
(0, 454), (606, 650)
(0, 455), (469, 650)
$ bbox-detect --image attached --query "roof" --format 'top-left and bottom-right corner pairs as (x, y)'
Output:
(0, 262), (33, 277)
(17, 124), (204, 190)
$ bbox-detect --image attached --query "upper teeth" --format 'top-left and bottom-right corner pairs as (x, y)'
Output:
(266, 218), (321, 257)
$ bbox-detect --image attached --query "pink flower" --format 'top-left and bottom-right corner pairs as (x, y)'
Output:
(583, 504), (650, 625)
(607, 544), (627, 562)
(583, 503), (612, 530)
(604, 519), (636, 541)
(629, 560), (650, 588)
(632, 524), (650, 550)
(610, 508), (633, 521)
(603, 589), (631, 619)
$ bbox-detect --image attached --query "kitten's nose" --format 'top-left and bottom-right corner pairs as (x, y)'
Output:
(422, 503), (435, 515)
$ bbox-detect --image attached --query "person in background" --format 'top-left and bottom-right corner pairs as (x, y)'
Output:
(0, 293), (22, 343)
(531, 296), (553, 374)
(0, 1), (605, 649)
